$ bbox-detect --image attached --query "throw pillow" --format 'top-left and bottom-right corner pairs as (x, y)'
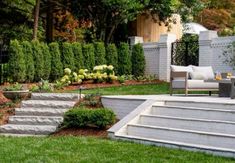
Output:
(192, 66), (214, 80)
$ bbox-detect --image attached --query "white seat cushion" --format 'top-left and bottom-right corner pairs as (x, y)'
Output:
(171, 65), (193, 80)
(191, 66), (214, 80)
(172, 79), (218, 89)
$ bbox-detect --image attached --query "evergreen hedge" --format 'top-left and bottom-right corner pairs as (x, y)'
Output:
(41, 43), (51, 80)
(106, 43), (118, 70)
(94, 42), (106, 65)
(21, 41), (34, 82)
(61, 42), (75, 70)
(49, 42), (63, 81)
(31, 40), (44, 81)
(8, 40), (26, 82)
(83, 44), (95, 70)
(131, 43), (145, 77)
(72, 42), (83, 71)
(117, 42), (131, 75)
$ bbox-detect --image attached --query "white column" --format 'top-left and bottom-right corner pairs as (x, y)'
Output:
(158, 34), (177, 82)
(199, 31), (218, 66)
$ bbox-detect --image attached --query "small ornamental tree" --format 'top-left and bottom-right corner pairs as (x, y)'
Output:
(61, 42), (75, 71)
(72, 42), (83, 71)
(8, 40), (26, 82)
(82, 44), (95, 70)
(41, 43), (51, 80)
(31, 40), (44, 81)
(131, 43), (145, 77)
(106, 43), (118, 70)
(21, 41), (34, 82)
(49, 42), (63, 81)
(94, 42), (106, 65)
(117, 42), (131, 75)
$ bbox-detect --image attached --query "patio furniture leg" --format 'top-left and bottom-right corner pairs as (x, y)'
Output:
(185, 89), (188, 96)
(230, 78), (235, 99)
(209, 91), (212, 96)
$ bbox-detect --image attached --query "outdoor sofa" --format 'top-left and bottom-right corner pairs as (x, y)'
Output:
(170, 65), (219, 96)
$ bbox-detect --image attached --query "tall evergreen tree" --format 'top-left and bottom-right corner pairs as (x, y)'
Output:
(131, 43), (145, 77)
(61, 42), (75, 70)
(94, 42), (106, 65)
(83, 44), (95, 70)
(106, 43), (118, 69)
(117, 42), (131, 75)
(72, 42), (83, 71)
(21, 41), (35, 82)
(8, 40), (26, 82)
(41, 43), (51, 80)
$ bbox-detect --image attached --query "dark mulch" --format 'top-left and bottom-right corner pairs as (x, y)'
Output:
(53, 127), (108, 138)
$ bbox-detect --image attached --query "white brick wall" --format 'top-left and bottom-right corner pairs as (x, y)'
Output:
(199, 31), (235, 73)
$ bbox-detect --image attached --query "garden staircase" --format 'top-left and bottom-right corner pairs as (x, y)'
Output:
(0, 93), (79, 136)
(109, 99), (235, 157)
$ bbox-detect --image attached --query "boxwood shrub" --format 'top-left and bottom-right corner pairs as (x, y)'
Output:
(63, 108), (116, 129)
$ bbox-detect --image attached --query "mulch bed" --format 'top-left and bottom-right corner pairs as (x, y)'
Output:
(53, 127), (108, 138)
(62, 79), (163, 91)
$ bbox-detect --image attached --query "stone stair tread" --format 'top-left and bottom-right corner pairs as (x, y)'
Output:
(152, 104), (235, 112)
(22, 100), (76, 108)
(115, 133), (235, 154)
(15, 108), (68, 116)
(140, 114), (235, 124)
(127, 124), (235, 138)
(31, 93), (79, 101)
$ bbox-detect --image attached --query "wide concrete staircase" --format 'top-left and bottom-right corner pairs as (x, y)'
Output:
(0, 93), (79, 136)
(109, 100), (235, 157)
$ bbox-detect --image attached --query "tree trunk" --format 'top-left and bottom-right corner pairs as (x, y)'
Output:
(32, 0), (40, 40)
(46, 0), (53, 43)
(106, 25), (116, 44)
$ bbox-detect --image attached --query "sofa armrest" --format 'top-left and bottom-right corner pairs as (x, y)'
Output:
(170, 71), (188, 80)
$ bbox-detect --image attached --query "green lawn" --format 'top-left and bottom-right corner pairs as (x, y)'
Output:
(81, 83), (170, 95)
(0, 136), (234, 163)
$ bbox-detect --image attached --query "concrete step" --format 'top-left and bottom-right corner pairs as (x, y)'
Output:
(126, 124), (235, 150)
(15, 108), (68, 116)
(115, 133), (235, 158)
(139, 114), (235, 135)
(165, 101), (235, 110)
(9, 116), (63, 126)
(0, 133), (46, 137)
(0, 124), (57, 135)
(21, 100), (76, 109)
(151, 105), (235, 122)
(31, 93), (79, 101)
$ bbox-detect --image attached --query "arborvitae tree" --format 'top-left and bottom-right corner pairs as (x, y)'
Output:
(31, 40), (44, 81)
(72, 42), (83, 71)
(106, 43), (118, 70)
(61, 42), (75, 70)
(8, 40), (26, 82)
(41, 43), (51, 80)
(131, 43), (145, 77)
(82, 44), (95, 70)
(117, 42), (131, 75)
(94, 42), (106, 65)
(21, 41), (35, 82)
(49, 42), (63, 81)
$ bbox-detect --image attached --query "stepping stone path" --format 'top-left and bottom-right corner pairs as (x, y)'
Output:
(0, 93), (79, 136)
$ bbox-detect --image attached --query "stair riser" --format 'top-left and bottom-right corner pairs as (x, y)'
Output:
(15, 110), (67, 116)
(127, 125), (235, 149)
(21, 103), (74, 109)
(31, 94), (79, 101)
(140, 116), (235, 135)
(8, 117), (63, 126)
(152, 106), (235, 122)
(0, 127), (57, 135)
(165, 101), (235, 110)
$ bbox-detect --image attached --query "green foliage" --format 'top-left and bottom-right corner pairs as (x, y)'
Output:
(82, 44), (95, 70)
(31, 40), (44, 81)
(72, 42), (83, 71)
(30, 79), (54, 92)
(106, 44), (118, 70)
(8, 40), (26, 82)
(131, 43), (145, 77)
(94, 42), (106, 65)
(21, 41), (34, 82)
(4, 82), (23, 91)
(63, 108), (115, 129)
(61, 42), (75, 71)
(40, 43), (51, 80)
(49, 42), (63, 81)
(117, 42), (131, 75)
